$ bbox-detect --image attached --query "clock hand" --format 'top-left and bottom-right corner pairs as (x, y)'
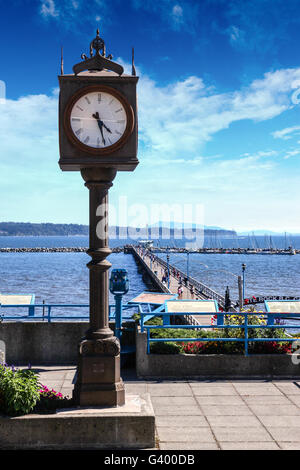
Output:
(92, 112), (106, 145)
(102, 122), (112, 134)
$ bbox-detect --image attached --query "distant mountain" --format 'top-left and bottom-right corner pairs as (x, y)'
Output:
(150, 221), (228, 231)
(0, 222), (89, 236)
(0, 222), (236, 237)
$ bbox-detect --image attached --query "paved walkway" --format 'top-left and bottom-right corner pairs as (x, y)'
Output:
(35, 365), (300, 450)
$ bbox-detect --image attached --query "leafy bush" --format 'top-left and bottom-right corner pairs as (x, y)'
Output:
(148, 309), (294, 355)
(0, 364), (40, 416)
(0, 364), (73, 416)
(150, 342), (182, 354)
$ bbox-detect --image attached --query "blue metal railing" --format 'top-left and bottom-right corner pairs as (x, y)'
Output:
(0, 303), (138, 322)
(140, 311), (300, 356)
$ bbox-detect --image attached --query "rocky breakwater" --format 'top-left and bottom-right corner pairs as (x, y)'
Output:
(0, 247), (124, 253)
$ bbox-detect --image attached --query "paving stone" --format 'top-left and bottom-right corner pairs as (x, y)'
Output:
(60, 387), (74, 398)
(273, 383), (300, 394)
(189, 381), (233, 386)
(159, 442), (219, 450)
(157, 426), (216, 443)
(249, 404), (300, 416)
(243, 395), (293, 405)
(200, 405), (253, 416)
(191, 386), (238, 396)
(235, 387), (283, 396)
(212, 426), (273, 442)
(231, 381), (272, 386)
(196, 395), (245, 406)
(153, 406), (203, 416)
(206, 415), (261, 427)
(259, 415), (300, 427)
(220, 442), (279, 450)
(286, 395), (300, 406)
(268, 427), (300, 442)
(148, 384), (193, 396)
(188, 379), (231, 386)
(125, 384), (148, 394)
(151, 396), (197, 406)
(156, 415), (209, 427)
(277, 442), (300, 450)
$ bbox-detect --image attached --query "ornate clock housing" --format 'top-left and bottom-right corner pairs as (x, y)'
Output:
(64, 85), (134, 155)
(58, 31), (139, 171)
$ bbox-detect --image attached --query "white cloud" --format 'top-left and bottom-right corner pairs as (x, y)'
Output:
(137, 67), (300, 160)
(283, 149), (300, 159)
(272, 125), (300, 140)
(40, 0), (59, 18)
(172, 4), (183, 20)
(1, 65), (300, 226)
(228, 25), (243, 42)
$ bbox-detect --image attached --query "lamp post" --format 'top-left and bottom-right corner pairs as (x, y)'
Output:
(242, 263), (246, 306)
(166, 248), (170, 289)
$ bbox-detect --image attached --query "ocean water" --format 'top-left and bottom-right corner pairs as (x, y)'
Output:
(0, 237), (148, 319)
(160, 252), (300, 302)
(0, 236), (299, 319)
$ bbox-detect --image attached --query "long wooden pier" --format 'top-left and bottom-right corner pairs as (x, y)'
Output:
(128, 245), (236, 325)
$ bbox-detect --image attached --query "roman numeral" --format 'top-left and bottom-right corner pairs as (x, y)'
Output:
(75, 128), (83, 136)
(85, 96), (91, 104)
(115, 108), (122, 113)
(76, 105), (83, 111)
(109, 99), (114, 105)
(98, 93), (101, 103)
(83, 136), (90, 144)
(115, 130), (122, 135)
(117, 120), (125, 123)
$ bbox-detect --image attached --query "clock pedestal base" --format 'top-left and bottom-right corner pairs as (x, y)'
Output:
(73, 351), (125, 407)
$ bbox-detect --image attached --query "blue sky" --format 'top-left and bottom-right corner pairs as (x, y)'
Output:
(1, 0), (300, 232)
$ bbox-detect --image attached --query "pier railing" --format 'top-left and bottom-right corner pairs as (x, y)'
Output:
(0, 303), (137, 322)
(141, 248), (228, 309)
(140, 311), (300, 356)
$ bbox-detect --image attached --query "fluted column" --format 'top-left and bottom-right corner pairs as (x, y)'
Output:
(72, 167), (125, 407)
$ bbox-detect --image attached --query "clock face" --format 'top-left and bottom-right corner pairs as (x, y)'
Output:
(64, 86), (134, 154)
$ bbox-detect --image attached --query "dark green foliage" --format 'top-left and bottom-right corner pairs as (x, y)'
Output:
(150, 342), (182, 354)
(0, 365), (40, 416)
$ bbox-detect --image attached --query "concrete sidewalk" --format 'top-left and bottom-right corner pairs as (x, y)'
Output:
(34, 365), (300, 450)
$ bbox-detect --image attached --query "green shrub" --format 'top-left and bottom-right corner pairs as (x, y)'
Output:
(150, 341), (182, 354)
(148, 309), (293, 355)
(0, 364), (40, 416)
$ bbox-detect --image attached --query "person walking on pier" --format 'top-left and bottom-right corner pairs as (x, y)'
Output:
(177, 285), (183, 297)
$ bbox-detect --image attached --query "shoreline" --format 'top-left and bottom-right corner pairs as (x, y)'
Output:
(0, 246), (298, 255)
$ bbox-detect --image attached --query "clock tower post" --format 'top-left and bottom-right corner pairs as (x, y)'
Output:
(58, 29), (139, 406)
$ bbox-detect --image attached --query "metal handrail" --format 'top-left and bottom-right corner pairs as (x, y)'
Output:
(0, 303), (137, 323)
(140, 311), (300, 356)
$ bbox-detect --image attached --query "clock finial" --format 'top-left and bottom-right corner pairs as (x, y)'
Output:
(90, 27), (106, 57)
(73, 28), (124, 75)
(132, 47), (136, 76)
(60, 46), (64, 75)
